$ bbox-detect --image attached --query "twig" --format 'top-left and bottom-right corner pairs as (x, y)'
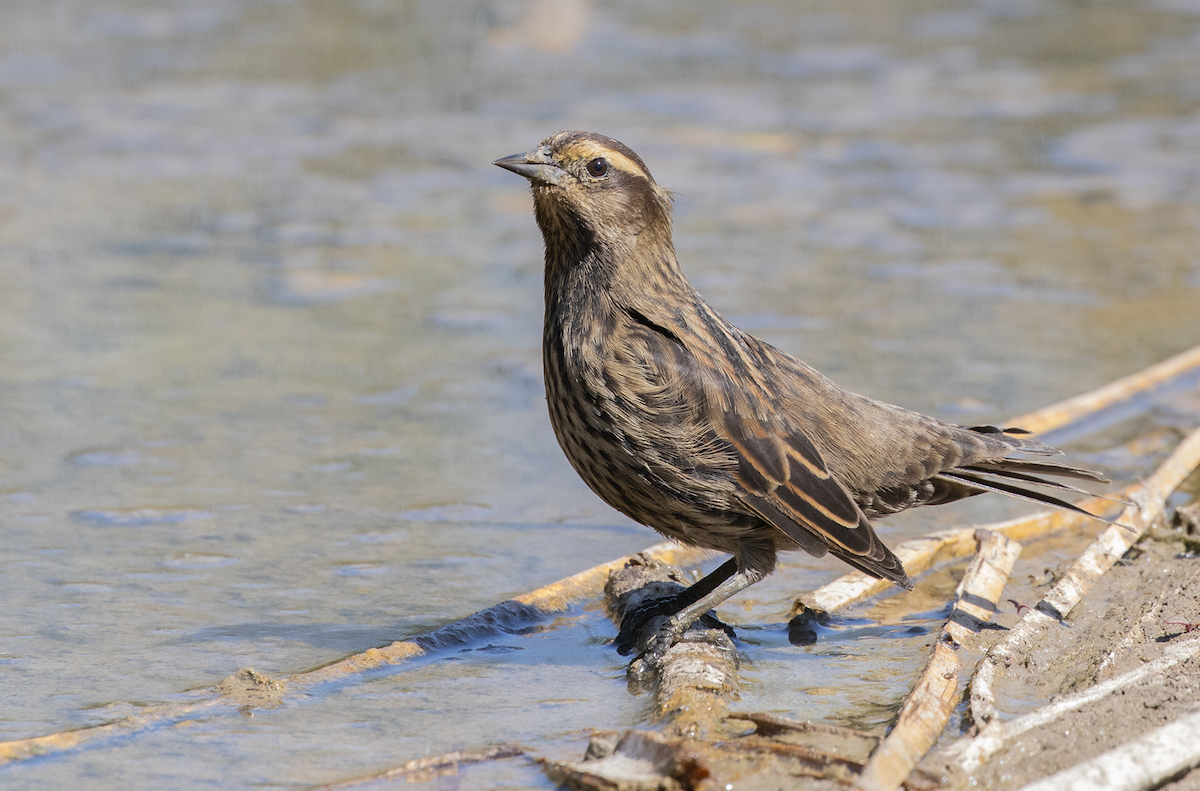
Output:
(716, 738), (866, 775)
(1002, 343), (1200, 435)
(968, 425), (1200, 730)
(310, 744), (526, 789)
(853, 530), (1022, 791)
(1013, 708), (1200, 791)
(941, 637), (1200, 780)
(0, 541), (710, 766)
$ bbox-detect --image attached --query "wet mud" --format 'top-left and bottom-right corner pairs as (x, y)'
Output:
(536, 489), (1200, 791)
(919, 498), (1200, 789)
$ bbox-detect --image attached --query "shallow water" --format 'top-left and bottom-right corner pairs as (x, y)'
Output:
(1, 0), (1199, 787)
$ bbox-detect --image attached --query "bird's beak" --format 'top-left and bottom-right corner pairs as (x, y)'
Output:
(493, 147), (567, 186)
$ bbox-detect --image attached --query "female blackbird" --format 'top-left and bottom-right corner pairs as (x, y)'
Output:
(495, 131), (1106, 660)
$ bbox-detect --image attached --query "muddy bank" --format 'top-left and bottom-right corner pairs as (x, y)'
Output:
(920, 497), (1200, 789)
(540, 490), (1200, 791)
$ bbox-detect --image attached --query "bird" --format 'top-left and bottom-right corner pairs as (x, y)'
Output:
(493, 130), (1108, 662)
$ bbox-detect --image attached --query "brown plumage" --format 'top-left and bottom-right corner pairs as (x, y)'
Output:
(494, 130), (1107, 659)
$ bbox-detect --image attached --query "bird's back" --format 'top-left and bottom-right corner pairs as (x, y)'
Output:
(505, 128), (1104, 593)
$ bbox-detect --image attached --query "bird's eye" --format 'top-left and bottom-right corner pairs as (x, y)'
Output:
(586, 157), (609, 178)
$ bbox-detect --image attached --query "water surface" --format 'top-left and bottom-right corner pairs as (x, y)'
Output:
(2, 0), (1199, 787)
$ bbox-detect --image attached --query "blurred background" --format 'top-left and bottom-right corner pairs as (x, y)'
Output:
(1, 0), (1198, 787)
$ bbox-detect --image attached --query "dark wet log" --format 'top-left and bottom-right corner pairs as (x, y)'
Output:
(604, 553), (740, 739)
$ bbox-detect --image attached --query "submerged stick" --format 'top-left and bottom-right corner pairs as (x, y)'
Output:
(853, 530), (1022, 791)
(1004, 342), (1200, 435)
(968, 425), (1200, 730)
(0, 541), (710, 766)
(290, 540), (711, 689)
(0, 697), (229, 767)
(311, 744), (526, 790)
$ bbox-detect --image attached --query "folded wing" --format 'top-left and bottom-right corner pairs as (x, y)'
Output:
(718, 409), (913, 589)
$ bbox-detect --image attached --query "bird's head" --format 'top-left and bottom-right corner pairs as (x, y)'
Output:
(494, 131), (673, 258)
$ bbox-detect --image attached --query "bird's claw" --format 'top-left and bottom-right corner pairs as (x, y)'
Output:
(626, 619), (684, 670)
(625, 614), (739, 691)
(616, 600), (737, 661)
(614, 597), (680, 656)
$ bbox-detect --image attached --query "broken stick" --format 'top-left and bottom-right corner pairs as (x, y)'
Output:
(853, 530), (1022, 791)
(968, 424), (1200, 730)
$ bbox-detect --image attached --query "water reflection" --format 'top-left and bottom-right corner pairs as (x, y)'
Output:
(1, 0), (1198, 788)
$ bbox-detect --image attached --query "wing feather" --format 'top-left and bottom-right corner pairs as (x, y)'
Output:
(719, 408), (911, 588)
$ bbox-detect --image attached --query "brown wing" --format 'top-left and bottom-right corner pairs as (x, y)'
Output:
(615, 302), (910, 587)
(717, 408), (912, 589)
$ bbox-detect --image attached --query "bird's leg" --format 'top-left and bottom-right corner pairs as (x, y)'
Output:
(614, 557), (738, 655)
(616, 556), (772, 664)
(635, 568), (760, 663)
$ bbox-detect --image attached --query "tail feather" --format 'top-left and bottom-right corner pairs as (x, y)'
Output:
(963, 466), (1105, 498)
(936, 470), (1124, 526)
(967, 425), (1061, 455)
(968, 459), (1110, 483)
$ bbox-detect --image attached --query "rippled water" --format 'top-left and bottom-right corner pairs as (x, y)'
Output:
(2, 0), (1199, 787)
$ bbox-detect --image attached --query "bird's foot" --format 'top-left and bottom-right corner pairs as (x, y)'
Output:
(614, 596), (681, 656)
(623, 615), (689, 690)
(635, 616), (687, 664)
(625, 613), (738, 692)
(616, 600), (736, 662)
